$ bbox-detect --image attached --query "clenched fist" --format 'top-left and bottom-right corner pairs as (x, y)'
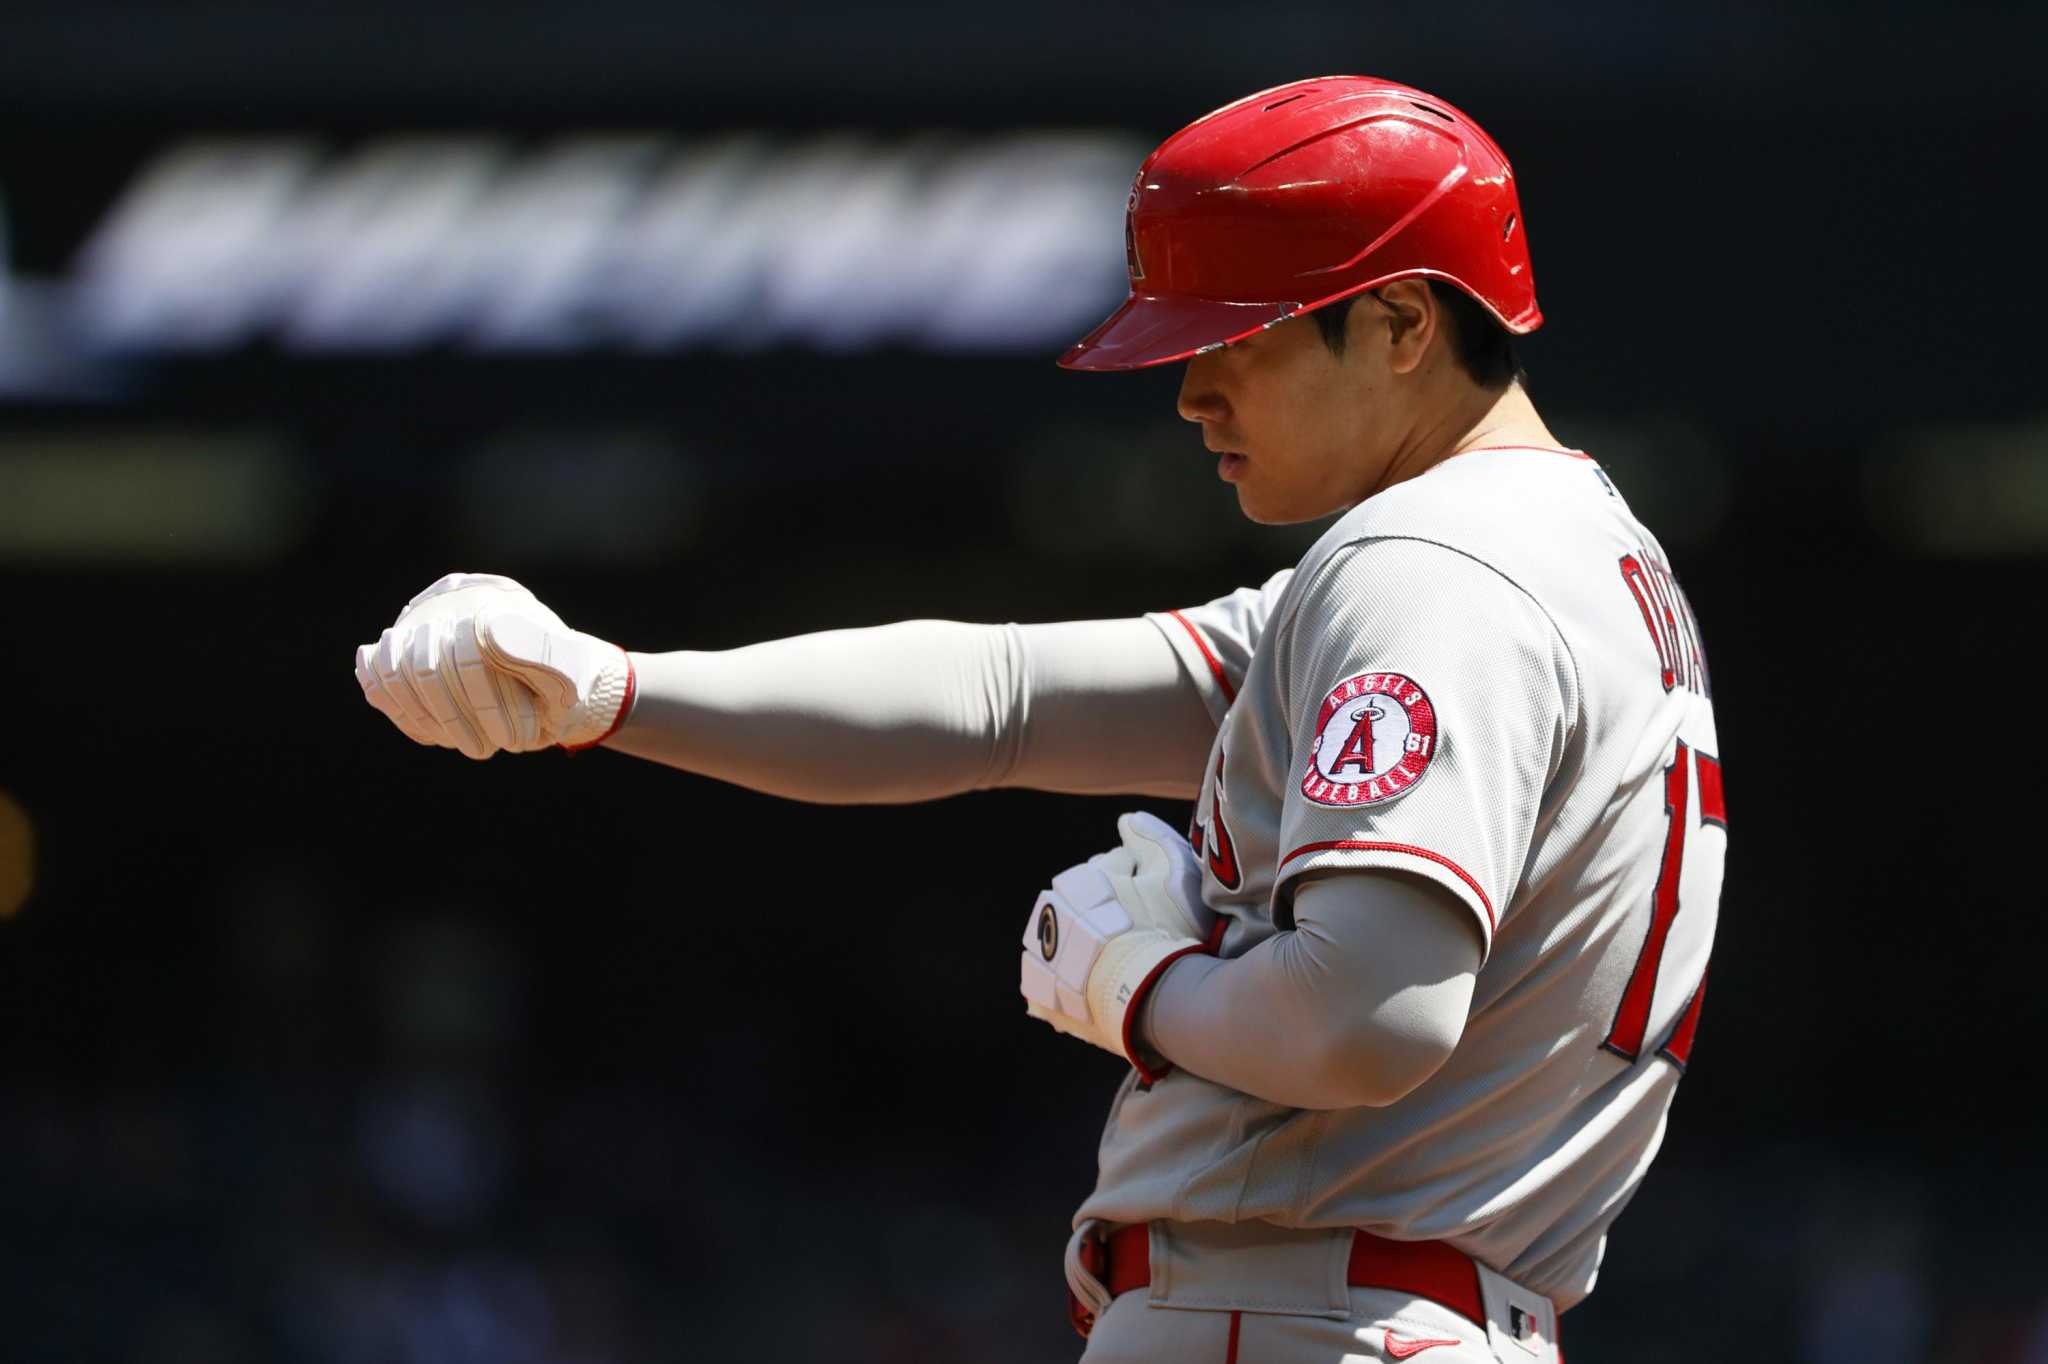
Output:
(1019, 811), (1220, 1080)
(354, 573), (636, 759)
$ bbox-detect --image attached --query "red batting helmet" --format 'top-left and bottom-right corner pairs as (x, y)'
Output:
(1060, 75), (1541, 372)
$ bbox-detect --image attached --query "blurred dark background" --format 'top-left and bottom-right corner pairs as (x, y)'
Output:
(2, 3), (2043, 1361)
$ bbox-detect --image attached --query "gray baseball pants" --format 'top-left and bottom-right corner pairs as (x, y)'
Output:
(1067, 1220), (1556, 1364)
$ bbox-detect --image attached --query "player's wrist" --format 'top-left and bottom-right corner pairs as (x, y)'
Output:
(591, 651), (656, 749)
(1113, 935), (1210, 1083)
(562, 648), (637, 751)
(1020, 908), (1209, 1074)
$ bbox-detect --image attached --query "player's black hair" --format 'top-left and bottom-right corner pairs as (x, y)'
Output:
(1311, 281), (1525, 390)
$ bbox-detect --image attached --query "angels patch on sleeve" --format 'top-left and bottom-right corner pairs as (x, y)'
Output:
(1302, 671), (1439, 807)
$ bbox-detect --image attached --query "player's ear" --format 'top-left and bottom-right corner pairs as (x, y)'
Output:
(1371, 281), (1437, 376)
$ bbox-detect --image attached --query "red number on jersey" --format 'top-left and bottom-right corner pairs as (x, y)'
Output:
(1602, 740), (1726, 1068)
(1191, 748), (1243, 892)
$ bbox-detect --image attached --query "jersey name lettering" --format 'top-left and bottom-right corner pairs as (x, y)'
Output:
(1618, 549), (1709, 697)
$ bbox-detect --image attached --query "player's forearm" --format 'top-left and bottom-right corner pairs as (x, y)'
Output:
(608, 621), (1015, 803)
(605, 618), (1212, 803)
(1140, 873), (1480, 1110)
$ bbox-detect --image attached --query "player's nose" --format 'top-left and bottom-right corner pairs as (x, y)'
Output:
(1176, 360), (1228, 426)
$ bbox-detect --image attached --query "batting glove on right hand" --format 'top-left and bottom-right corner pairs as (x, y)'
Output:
(354, 572), (636, 760)
(1019, 811), (1221, 1082)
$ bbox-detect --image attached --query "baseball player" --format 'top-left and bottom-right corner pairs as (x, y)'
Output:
(354, 76), (1724, 1363)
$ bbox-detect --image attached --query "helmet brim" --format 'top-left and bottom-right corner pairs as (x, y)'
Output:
(1057, 293), (1298, 372)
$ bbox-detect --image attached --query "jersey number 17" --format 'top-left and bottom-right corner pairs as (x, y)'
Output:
(1602, 739), (1726, 1069)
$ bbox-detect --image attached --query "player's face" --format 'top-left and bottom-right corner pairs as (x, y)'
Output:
(1174, 294), (1416, 525)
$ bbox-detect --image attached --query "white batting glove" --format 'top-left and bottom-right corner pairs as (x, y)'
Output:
(354, 573), (636, 760)
(1019, 811), (1221, 1081)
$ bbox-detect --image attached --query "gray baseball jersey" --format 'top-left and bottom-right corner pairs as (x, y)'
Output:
(1076, 445), (1725, 1310)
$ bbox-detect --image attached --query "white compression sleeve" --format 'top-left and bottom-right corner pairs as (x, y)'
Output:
(1140, 872), (1482, 1111)
(604, 618), (1215, 802)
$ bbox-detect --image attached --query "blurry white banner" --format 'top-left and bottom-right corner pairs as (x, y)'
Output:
(71, 132), (1144, 355)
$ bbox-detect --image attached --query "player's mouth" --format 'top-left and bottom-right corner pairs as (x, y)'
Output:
(1216, 451), (1248, 482)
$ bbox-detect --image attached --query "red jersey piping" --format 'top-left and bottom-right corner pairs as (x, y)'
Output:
(1165, 609), (1238, 705)
(1279, 839), (1495, 934)
(1454, 444), (1593, 461)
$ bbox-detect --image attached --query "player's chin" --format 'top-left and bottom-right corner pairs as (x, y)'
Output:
(1234, 492), (1282, 525)
(1231, 477), (1276, 524)
(1233, 483), (1319, 526)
